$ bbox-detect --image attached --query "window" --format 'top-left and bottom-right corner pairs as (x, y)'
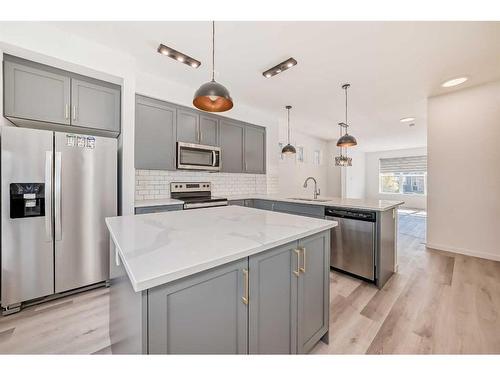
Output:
(379, 155), (427, 195)
(296, 146), (304, 162)
(313, 150), (321, 165)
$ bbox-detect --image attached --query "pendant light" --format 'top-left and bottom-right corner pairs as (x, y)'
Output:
(281, 105), (296, 155)
(193, 21), (233, 112)
(336, 83), (357, 147)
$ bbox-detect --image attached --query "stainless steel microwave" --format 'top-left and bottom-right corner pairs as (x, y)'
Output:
(177, 142), (221, 172)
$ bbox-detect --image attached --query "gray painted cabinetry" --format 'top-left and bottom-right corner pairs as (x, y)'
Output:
(3, 54), (121, 136)
(110, 230), (331, 354)
(135, 95), (177, 170)
(219, 119), (245, 173)
(148, 259), (248, 354)
(134, 204), (183, 215)
(244, 125), (266, 174)
(134, 95), (265, 173)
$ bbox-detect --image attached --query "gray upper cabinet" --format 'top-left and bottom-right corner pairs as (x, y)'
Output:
(220, 119), (245, 173)
(199, 114), (219, 146)
(135, 95), (177, 170)
(71, 78), (120, 132)
(3, 55), (121, 136)
(147, 259), (248, 354)
(244, 125), (266, 174)
(4, 59), (71, 125)
(176, 109), (199, 144)
(249, 242), (298, 354)
(297, 232), (330, 354)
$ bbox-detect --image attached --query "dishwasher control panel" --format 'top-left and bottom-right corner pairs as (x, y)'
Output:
(324, 208), (376, 222)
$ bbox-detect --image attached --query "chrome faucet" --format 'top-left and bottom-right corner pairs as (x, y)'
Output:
(303, 177), (320, 200)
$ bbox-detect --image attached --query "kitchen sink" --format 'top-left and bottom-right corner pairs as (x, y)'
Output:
(288, 197), (331, 202)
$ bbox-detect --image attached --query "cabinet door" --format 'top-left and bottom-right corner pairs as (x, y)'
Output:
(244, 125), (266, 174)
(273, 202), (325, 219)
(253, 199), (275, 211)
(135, 95), (176, 170)
(148, 259), (248, 354)
(134, 205), (183, 214)
(176, 109), (199, 144)
(71, 78), (120, 132)
(4, 59), (71, 125)
(249, 242), (298, 354)
(297, 231), (330, 354)
(220, 120), (245, 173)
(199, 115), (219, 146)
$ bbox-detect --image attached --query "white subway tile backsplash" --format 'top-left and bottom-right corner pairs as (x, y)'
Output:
(135, 169), (279, 200)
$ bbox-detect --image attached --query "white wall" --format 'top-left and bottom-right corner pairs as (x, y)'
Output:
(345, 148), (366, 199)
(365, 147), (427, 209)
(277, 130), (329, 198)
(427, 80), (500, 261)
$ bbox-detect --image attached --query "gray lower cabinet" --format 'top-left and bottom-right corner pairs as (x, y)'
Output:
(4, 58), (71, 125)
(199, 114), (219, 146)
(176, 108), (199, 144)
(248, 242), (298, 354)
(134, 205), (183, 215)
(297, 232), (330, 353)
(253, 199), (275, 211)
(71, 78), (120, 132)
(109, 230), (330, 354)
(244, 125), (266, 174)
(135, 95), (177, 170)
(220, 119), (245, 173)
(147, 259), (249, 354)
(273, 201), (325, 219)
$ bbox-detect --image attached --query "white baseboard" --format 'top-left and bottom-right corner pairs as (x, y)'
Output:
(425, 242), (500, 262)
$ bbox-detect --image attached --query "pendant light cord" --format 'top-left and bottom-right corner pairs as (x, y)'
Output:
(211, 21), (215, 82)
(287, 107), (291, 144)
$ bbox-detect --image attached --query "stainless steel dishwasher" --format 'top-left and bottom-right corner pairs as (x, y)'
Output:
(325, 208), (376, 281)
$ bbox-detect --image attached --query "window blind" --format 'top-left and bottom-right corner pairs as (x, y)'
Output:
(379, 155), (427, 174)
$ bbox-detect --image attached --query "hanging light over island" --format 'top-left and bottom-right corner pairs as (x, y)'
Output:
(193, 21), (233, 112)
(335, 83), (357, 166)
(282, 105), (296, 155)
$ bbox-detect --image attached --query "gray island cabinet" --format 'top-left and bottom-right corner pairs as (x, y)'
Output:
(105, 206), (335, 354)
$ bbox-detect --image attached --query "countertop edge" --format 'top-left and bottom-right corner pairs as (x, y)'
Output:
(108, 219), (337, 292)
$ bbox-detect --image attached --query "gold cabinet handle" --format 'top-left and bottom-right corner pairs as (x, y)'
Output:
(242, 269), (249, 305)
(72, 105), (77, 121)
(299, 247), (306, 273)
(64, 104), (70, 120)
(293, 249), (301, 277)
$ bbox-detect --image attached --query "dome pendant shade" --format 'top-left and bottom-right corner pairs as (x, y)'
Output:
(193, 80), (233, 112)
(282, 143), (296, 155)
(336, 133), (357, 147)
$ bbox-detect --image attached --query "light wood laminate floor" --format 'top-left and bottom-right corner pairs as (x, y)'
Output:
(1, 210), (500, 354)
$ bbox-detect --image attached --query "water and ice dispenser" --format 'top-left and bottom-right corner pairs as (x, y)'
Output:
(10, 183), (45, 219)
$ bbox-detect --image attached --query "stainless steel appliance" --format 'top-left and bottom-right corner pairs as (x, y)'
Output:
(1, 126), (117, 314)
(176, 142), (221, 172)
(325, 207), (376, 281)
(170, 182), (227, 209)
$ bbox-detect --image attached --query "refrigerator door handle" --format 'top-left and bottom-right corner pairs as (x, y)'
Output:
(55, 151), (62, 241)
(45, 151), (53, 241)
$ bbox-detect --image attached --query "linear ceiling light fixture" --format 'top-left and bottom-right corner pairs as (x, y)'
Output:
(193, 21), (233, 112)
(157, 44), (201, 68)
(263, 57), (297, 78)
(400, 117), (415, 123)
(441, 76), (468, 88)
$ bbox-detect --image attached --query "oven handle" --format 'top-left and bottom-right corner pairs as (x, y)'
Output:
(212, 150), (217, 167)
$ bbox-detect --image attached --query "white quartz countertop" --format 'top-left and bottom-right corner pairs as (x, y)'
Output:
(134, 198), (183, 208)
(106, 205), (337, 292)
(226, 194), (404, 211)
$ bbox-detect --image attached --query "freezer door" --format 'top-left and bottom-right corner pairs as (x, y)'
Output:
(54, 133), (117, 293)
(1, 126), (54, 307)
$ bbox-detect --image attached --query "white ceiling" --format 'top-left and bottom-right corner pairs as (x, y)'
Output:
(51, 21), (500, 151)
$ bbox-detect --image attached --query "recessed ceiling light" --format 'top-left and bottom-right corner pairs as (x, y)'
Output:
(441, 77), (468, 88)
(263, 57), (297, 78)
(400, 117), (415, 123)
(157, 44), (201, 69)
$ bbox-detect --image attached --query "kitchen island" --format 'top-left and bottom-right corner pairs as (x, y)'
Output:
(105, 205), (337, 354)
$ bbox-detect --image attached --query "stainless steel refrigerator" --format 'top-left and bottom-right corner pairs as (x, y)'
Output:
(1, 126), (117, 313)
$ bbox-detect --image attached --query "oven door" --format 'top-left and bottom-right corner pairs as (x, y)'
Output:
(177, 142), (221, 171)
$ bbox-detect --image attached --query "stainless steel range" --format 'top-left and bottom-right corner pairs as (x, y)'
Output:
(170, 182), (227, 210)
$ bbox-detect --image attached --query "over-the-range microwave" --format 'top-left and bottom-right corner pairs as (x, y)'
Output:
(176, 142), (221, 172)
